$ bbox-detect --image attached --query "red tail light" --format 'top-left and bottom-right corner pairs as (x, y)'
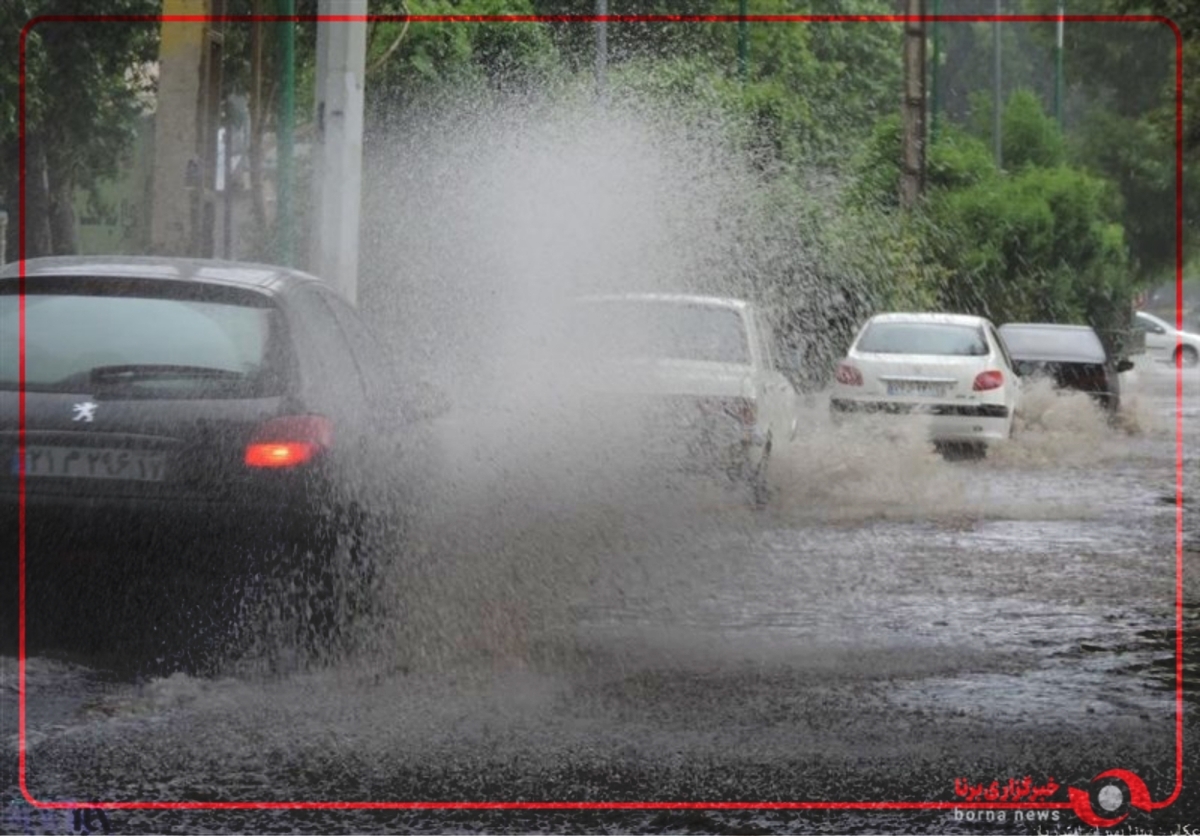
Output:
(698, 397), (757, 427)
(245, 415), (333, 468)
(972, 370), (1004, 391)
(725, 397), (757, 427)
(835, 362), (863, 386)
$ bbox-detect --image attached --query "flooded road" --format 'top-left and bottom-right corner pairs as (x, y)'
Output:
(2, 358), (1196, 833)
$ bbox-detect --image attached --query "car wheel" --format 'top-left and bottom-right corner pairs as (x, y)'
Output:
(935, 441), (986, 461)
(262, 505), (381, 667)
(312, 505), (382, 651)
(1178, 345), (1199, 368)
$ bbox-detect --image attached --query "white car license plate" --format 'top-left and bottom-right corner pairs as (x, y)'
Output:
(886, 381), (948, 397)
(12, 446), (167, 482)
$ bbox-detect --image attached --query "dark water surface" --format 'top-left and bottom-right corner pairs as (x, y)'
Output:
(2, 362), (1196, 833)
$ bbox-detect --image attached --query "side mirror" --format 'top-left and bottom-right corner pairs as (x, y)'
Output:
(1116, 359), (1135, 373)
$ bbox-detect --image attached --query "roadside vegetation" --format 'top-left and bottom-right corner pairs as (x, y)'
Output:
(0, 0), (1194, 370)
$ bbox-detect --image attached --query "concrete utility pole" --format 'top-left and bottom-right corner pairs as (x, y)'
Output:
(276, 0), (296, 266)
(900, 0), (926, 209)
(151, 0), (216, 256)
(310, 0), (367, 303)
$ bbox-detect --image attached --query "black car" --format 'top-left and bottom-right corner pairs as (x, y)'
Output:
(997, 322), (1134, 414)
(0, 256), (417, 663)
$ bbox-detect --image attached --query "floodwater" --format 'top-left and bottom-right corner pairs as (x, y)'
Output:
(1, 358), (1195, 833)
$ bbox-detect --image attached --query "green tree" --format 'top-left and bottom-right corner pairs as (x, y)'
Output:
(1001, 89), (1066, 170)
(1, 0), (159, 259)
(1020, 0), (1186, 278)
(533, 0), (901, 169)
(847, 89), (1134, 352)
(365, 0), (562, 118)
(928, 164), (1130, 333)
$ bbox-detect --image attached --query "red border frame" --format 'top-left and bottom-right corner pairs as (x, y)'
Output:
(12, 10), (1186, 821)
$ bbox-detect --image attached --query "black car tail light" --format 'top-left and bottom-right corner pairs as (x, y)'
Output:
(244, 415), (333, 468)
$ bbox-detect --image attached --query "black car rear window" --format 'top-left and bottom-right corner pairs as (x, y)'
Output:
(998, 326), (1106, 363)
(1, 284), (287, 398)
(856, 321), (989, 356)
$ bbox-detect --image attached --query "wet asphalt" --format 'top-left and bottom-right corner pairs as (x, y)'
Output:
(1, 359), (1197, 833)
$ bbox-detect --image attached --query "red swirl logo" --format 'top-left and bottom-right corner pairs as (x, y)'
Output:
(1068, 769), (1152, 828)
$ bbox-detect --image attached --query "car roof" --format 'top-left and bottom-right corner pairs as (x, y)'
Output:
(999, 322), (1099, 335)
(1135, 310), (1170, 326)
(0, 255), (321, 295)
(865, 311), (991, 327)
(575, 292), (750, 311)
(998, 322), (1106, 362)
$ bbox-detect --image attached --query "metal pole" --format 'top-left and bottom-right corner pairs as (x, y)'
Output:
(738, 0), (748, 81)
(930, 0), (940, 146)
(276, 0), (295, 266)
(1055, 0), (1064, 129)
(594, 0), (607, 103)
(220, 19), (232, 259)
(993, 0), (1002, 169)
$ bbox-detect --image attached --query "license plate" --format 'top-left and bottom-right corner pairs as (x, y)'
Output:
(886, 381), (948, 397)
(12, 446), (168, 482)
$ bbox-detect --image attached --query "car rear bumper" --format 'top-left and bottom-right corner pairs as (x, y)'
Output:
(1, 489), (326, 570)
(830, 398), (1011, 442)
(630, 424), (767, 480)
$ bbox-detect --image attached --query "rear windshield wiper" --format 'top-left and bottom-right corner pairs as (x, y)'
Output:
(3, 365), (255, 393)
(85, 364), (248, 384)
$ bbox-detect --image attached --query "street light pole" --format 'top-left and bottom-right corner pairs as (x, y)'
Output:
(1054, 0), (1064, 129)
(594, 0), (607, 104)
(992, 0), (1002, 169)
(738, 0), (748, 81)
(930, 0), (940, 146)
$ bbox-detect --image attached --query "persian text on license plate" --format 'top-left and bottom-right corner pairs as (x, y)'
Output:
(12, 446), (167, 482)
(886, 381), (949, 397)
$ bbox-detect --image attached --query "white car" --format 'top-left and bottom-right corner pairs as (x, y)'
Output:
(830, 312), (1020, 455)
(568, 293), (800, 507)
(1133, 310), (1200, 368)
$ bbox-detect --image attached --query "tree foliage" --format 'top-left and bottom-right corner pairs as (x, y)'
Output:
(1, 0), (159, 257)
(842, 89), (1134, 354)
